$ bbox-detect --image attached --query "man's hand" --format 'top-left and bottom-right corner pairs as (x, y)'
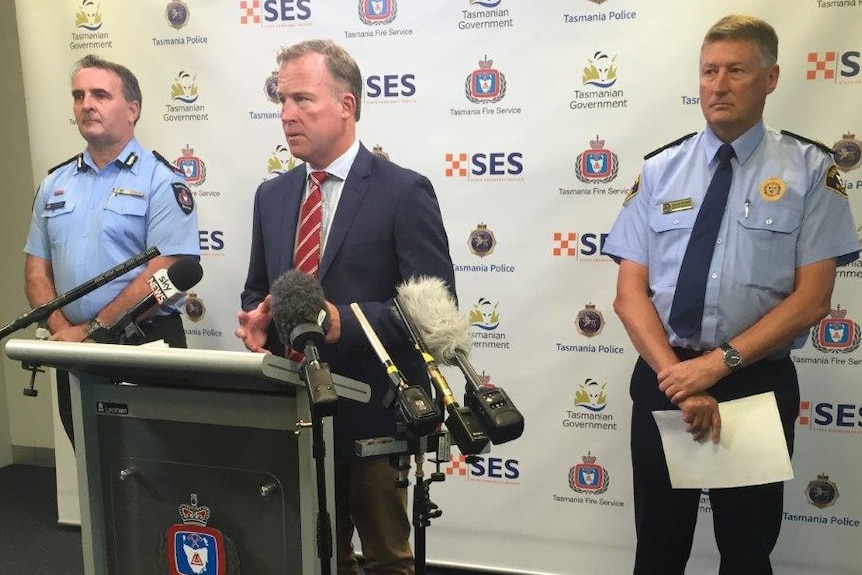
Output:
(678, 393), (721, 443)
(324, 300), (340, 344)
(50, 323), (89, 343)
(235, 295), (272, 354)
(657, 353), (724, 404)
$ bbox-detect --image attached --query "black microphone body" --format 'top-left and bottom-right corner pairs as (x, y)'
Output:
(350, 302), (441, 437)
(270, 270), (339, 416)
(0, 246), (160, 340)
(393, 297), (488, 455)
(395, 276), (525, 445)
(105, 256), (203, 342)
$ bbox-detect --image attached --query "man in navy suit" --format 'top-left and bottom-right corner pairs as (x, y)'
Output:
(236, 39), (455, 575)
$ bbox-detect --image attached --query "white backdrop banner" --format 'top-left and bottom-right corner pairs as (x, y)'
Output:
(14, 1), (862, 573)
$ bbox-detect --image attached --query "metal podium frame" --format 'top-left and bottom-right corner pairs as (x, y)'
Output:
(5, 339), (369, 575)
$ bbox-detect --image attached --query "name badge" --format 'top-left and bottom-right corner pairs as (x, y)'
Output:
(661, 198), (694, 214)
(45, 201), (66, 211)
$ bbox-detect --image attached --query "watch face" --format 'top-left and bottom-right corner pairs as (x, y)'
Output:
(724, 349), (741, 367)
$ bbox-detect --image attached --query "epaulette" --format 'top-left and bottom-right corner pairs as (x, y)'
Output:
(47, 154), (80, 174)
(780, 130), (834, 155)
(152, 150), (183, 174)
(644, 132), (697, 160)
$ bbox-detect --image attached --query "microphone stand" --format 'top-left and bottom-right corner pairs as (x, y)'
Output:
(292, 324), (338, 575)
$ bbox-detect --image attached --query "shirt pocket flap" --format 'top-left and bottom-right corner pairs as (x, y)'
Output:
(105, 194), (148, 217)
(649, 208), (698, 233)
(737, 204), (801, 234)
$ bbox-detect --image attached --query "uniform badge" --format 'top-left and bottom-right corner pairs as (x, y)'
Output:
(759, 177), (786, 201)
(176, 145), (207, 186)
(465, 55), (506, 104)
(184, 292), (206, 322)
(123, 152), (139, 170)
(359, 0), (397, 24)
(172, 182), (195, 215)
(569, 452), (610, 494)
(661, 198), (694, 214)
(810, 305), (861, 353)
(165, 0), (190, 30)
(165, 494), (227, 575)
(575, 303), (604, 338)
(53, 189), (65, 196)
(832, 132), (862, 172)
(622, 175), (640, 205)
(468, 223), (496, 258)
(825, 164), (848, 199)
(805, 473), (839, 509)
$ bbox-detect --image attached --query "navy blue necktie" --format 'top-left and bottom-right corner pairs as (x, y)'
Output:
(668, 143), (736, 339)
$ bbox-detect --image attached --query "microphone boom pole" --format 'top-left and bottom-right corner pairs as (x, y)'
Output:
(0, 246), (161, 340)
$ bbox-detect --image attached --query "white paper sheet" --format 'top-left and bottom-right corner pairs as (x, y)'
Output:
(652, 391), (793, 489)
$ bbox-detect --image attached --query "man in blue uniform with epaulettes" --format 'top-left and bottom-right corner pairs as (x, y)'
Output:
(603, 14), (860, 575)
(24, 55), (200, 446)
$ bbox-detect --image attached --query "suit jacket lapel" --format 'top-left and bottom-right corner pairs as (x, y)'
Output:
(319, 145), (372, 280)
(279, 167), (306, 274)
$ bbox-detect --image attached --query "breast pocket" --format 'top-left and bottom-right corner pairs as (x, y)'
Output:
(43, 199), (76, 247)
(648, 209), (698, 287)
(735, 204), (801, 289)
(103, 195), (147, 244)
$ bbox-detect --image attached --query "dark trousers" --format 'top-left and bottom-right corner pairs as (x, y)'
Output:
(56, 313), (187, 447)
(629, 355), (799, 575)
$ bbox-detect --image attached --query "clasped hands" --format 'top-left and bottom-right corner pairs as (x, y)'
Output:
(657, 356), (722, 444)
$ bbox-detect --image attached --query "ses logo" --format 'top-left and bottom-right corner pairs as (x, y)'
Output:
(364, 73), (416, 103)
(551, 232), (609, 261)
(199, 230), (225, 253)
(445, 454), (520, 484)
(798, 400), (862, 435)
(444, 151), (523, 181)
(806, 50), (861, 83)
(239, 0), (311, 26)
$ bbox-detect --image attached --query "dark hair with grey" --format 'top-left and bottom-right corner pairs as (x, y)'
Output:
(276, 39), (363, 121)
(72, 54), (143, 123)
(703, 14), (778, 68)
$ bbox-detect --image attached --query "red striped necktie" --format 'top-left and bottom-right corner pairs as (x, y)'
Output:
(294, 170), (329, 277)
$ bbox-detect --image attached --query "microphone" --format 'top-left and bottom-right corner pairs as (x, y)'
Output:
(0, 246), (161, 340)
(349, 302), (442, 437)
(270, 269), (338, 417)
(105, 257), (203, 342)
(395, 276), (524, 445)
(393, 296), (488, 455)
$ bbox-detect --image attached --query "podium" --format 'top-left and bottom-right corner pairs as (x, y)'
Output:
(5, 339), (369, 575)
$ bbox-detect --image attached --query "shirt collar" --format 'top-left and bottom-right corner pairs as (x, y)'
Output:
(81, 137), (144, 174)
(702, 121), (765, 166)
(305, 138), (359, 182)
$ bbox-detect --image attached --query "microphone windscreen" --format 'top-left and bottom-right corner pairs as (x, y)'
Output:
(271, 269), (326, 343)
(396, 276), (471, 365)
(165, 257), (204, 291)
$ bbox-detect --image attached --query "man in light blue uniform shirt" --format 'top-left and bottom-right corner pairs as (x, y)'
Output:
(24, 55), (199, 445)
(602, 15), (860, 575)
